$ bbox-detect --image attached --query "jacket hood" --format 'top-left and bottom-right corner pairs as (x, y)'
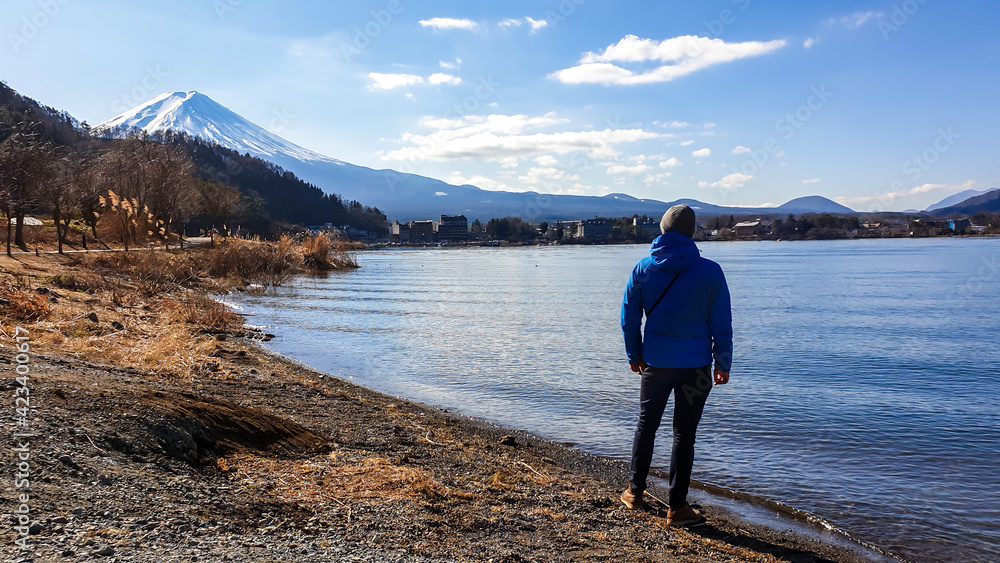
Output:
(649, 232), (700, 272)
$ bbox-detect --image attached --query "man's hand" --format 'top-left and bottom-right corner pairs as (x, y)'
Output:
(713, 369), (730, 385)
(630, 361), (648, 374)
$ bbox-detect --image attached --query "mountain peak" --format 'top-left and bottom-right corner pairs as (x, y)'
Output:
(95, 91), (340, 165)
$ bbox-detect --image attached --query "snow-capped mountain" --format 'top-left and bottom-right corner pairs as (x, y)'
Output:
(95, 91), (855, 221)
(96, 91), (340, 164)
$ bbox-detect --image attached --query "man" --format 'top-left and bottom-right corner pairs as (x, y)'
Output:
(620, 204), (733, 527)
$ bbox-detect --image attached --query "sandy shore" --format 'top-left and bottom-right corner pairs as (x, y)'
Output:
(1, 251), (892, 562)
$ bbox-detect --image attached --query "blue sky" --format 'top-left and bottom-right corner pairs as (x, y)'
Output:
(3, 0), (998, 211)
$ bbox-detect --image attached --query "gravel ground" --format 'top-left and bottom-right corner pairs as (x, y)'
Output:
(1, 340), (884, 563)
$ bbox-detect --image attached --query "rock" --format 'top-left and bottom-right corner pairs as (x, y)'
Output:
(58, 454), (74, 465)
(36, 287), (50, 295)
(28, 522), (42, 534)
(111, 321), (125, 330)
(61, 549), (75, 557)
(95, 544), (115, 556)
(499, 435), (517, 447)
(51, 516), (69, 524)
(72, 507), (85, 515)
(86, 312), (99, 323)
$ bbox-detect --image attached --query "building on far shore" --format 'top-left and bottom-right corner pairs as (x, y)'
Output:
(437, 215), (469, 242)
(579, 218), (613, 240)
(634, 217), (660, 236)
(390, 220), (411, 243)
(409, 220), (435, 242)
(734, 220), (766, 237)
(949, 219), (971, 234)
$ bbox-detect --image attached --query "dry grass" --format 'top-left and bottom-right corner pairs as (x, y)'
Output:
(301, 234), (332, 270)
(160, 294), (243, 331)
(222, 453), (451, 508)
(0, 284), (52, 322)
(206, 236), (301, 286)
(96, 251), (197, 297)
(33, 308), (219, 379)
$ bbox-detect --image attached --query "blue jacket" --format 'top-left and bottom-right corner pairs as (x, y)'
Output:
(621, 233), (733, 372)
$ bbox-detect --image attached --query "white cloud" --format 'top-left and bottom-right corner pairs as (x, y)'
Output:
(428, 73), (462, 86)
(658, 157), (681, 168)
(439, 58), (462, 70)
(643, 173), (671, 186)
(383, 112), (659, 162)
(703, 122), (716, 129)
(369, 72), (463, 90)
(681, 140), (695, 146)
(698, 173), (753, 189)
(419, 18), (479, 31)
(803, 37), (816, 49)
(607, 164), (651, 175)
(838, 11), (883, 29)
(655, 120), (691, 128)
(552, 35), (786, 86)
(518, 166), (580, 184)
(802, 178), (820, 184)
(526, 17), (548, 32)
(692, 148), (711, 158)
(368, 73), (424, 90)
(498, 17), (548, 33)
(447, 172), (519, 192)
(534, 155), (558, 166)
(732, 145), (751, 154)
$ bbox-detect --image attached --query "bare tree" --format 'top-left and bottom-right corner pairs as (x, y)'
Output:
(196, 179), (242, 246)
(0, 120), (55, 256)
(146, 143), (197, 249)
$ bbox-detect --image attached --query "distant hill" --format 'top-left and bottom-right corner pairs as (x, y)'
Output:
(930, 189), (1000, 216)
(775, 196), (855, 214)
(925, 188), (1000, 211)
(94, 90), (857, 222)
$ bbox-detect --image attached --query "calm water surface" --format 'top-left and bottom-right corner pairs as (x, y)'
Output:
(236, 238), (1000, 562)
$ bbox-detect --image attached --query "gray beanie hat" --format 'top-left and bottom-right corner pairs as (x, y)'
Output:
(660, 204), (696, 238)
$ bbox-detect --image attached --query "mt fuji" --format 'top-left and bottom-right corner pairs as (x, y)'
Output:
(95, 92), (854, 221)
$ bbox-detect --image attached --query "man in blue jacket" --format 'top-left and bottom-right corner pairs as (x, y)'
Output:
(620, 204), (733, 527)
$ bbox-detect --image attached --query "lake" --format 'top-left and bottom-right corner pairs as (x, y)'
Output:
(234, 238), (1000, 562)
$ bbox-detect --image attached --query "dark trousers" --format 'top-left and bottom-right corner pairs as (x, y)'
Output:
(629, 365), (712, 509)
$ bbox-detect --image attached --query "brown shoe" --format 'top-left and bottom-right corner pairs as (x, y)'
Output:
(620, 486), (643, 510)
(667, 504), (706, 527)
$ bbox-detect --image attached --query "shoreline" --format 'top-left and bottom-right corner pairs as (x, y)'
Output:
(254, 342), (902, 563)
(1, 249), (900, 561)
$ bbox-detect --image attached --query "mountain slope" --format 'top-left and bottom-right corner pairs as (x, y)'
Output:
(925, 188), (1000, 211)
(95, 91), (856, 221)
(776, 196), (854, 214)
(96, 91), (340, 164)
(930, 189), (1000, 216)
